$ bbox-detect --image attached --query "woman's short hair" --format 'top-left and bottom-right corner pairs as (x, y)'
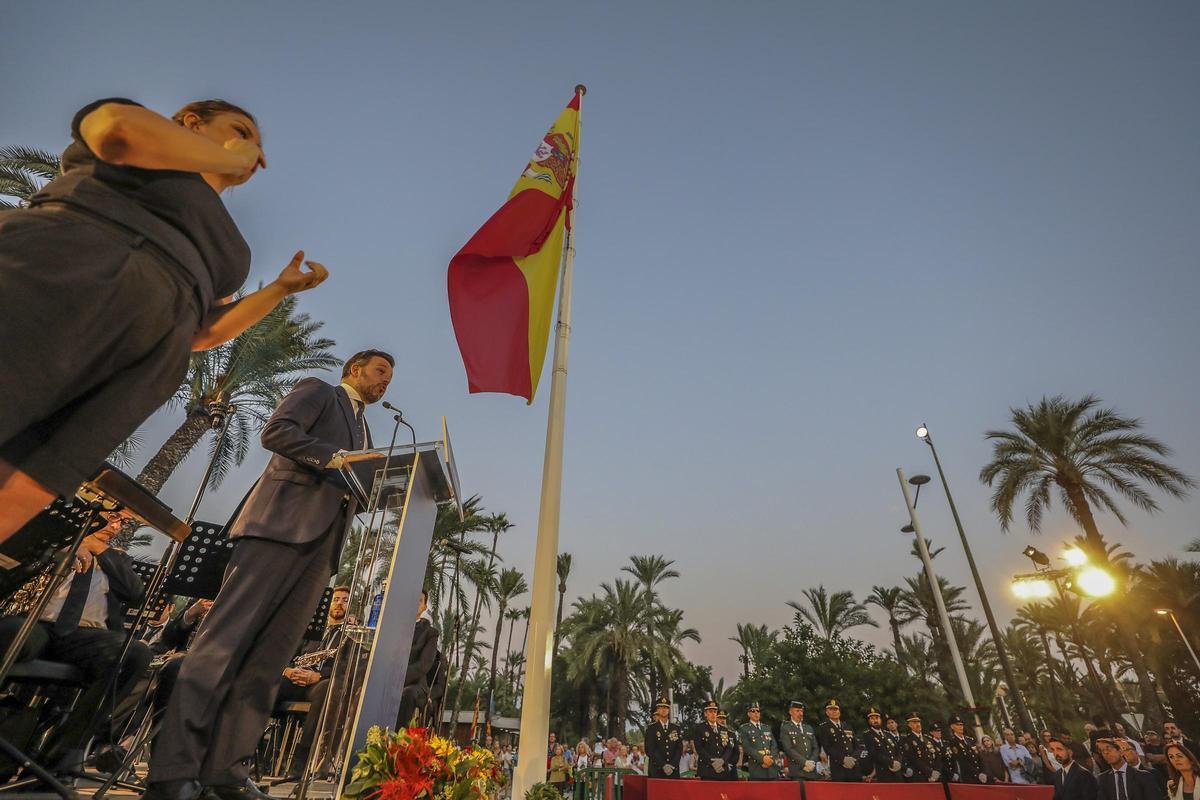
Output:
(172, 99), (257, 127)
(342, 349), (395, 378)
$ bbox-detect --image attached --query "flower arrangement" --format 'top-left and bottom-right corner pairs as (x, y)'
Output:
(343, 726), (506, 800)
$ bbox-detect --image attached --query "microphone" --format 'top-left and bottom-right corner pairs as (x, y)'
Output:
(381, 401), (417, 449)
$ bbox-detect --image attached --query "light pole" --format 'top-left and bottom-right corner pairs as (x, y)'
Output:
(1154, 608), (1200, 675)
(915, 424), (1037, 736)
(897, 468), (984, 740)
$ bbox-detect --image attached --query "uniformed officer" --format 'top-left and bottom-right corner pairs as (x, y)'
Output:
(885, 715), (903, 751)
(738, 702), (781, 780)
(644, 696), (685, 778)
(780, 700), (819, 781)
(717, 709), (741, 777)
(945, 714), (989, 784)
(861, 707), (903, 782)
(928, 722), (950, 782)
(816, 698), (860, 782)
(900, 712), (941, 782)
(693, 700), (735, 781)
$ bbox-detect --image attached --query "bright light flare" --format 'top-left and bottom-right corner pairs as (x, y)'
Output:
(1075, 567), (1116, 597)
(1062, 547), (1088, 567)
(1012, 578), (1054, 599)
(916, 425), (929, 439)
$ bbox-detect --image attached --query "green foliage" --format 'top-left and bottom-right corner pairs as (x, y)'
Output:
(0, 145), (59, 207)
(524, 784), (562, 800)
(787, 585), (878, 640)
(726, 620), (948, 729)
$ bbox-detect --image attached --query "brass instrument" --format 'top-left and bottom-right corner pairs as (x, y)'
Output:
(293, 646), (337, 669)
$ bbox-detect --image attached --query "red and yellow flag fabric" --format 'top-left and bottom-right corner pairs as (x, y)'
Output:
(448, 90), (581, 402)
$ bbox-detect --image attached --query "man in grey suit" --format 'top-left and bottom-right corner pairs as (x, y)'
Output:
(145, 350), (394, 800)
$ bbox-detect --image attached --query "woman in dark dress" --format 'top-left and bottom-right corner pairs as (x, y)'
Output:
(0, 98), (328, 541)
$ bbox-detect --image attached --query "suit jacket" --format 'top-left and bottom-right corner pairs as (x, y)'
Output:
(228, 379), (369, 544)
(1098, 766), (1160, 800)
(96, 548), (144, 631)
(404, 618), (439, 688)
(1055, 762), (1100, 800)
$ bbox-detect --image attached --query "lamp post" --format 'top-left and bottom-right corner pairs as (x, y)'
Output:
(1014, 547), (1120, 724)
(1154, 608), (1200, 675)
(897, 468), (984, 740)
(915, 423), (1036, 736)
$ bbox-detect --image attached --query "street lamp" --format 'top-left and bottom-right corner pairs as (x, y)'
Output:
(1153, 609), (1200, 675)
(914, 423), (1036, 738)
(896, 467), (984, 740)
(1062, 547), (1088, 567)
(1071, 567), (1116, 598)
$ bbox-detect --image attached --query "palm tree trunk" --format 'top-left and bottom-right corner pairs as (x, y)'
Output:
(739, 647), (749, 681)
(136, 410), (211, 495)
(1061, 479), (1167, 728)
(449, 532), (501, 733)
(485, 601), (507, 724)
(554, 582), (566, 655)
(888, 616), (903, 656)
(1036, 628), (1066, 727)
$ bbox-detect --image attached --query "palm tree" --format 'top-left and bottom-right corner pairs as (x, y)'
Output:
(0, 145), (58, 207)
(134, 295), (340, 497)
(728, 623), (776, 680)
(787, 585), (877, 640)
(980, 394), (1193, 728)
(503, 605), (524, 692)
(555, 552), (572, 654)
(622, 555), (680, 702)
(866, 585), (906, 656)
(486, 568), (528, 725)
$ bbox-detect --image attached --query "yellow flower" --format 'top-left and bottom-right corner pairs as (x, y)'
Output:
(367, 726), (385, 747)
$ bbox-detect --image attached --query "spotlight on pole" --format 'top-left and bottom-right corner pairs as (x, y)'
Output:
(901, 524), (915, 534)
(1153, 608), (1171, 616)
(1074, 566), (1116, 597)
(1011, 578), (1053, 600)
(1022, 546), (1051, 568)
(1062, 546), (1088, 567)
(916, 424), (930, 440)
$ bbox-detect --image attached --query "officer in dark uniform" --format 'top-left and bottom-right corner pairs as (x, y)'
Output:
(945, 714), (989, 784)
(862, 707), (903, 782)
(717, 709), (740, 778)
(816, 698), (860, 782)
(928, 722), (950, 783)
(900, 712), (941, 782)
(644, 696), (685, 778)
(693, 700), (735, 780)
(885, 714), (903, 752)
(738, 702), (781, 780)
(780, 700), (819, 781)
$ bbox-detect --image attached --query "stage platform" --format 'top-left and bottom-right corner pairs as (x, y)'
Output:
(3, 771), (342, 799)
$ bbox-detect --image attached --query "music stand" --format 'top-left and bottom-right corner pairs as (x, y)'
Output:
(125, 560), (171, 627)
(305, 588), (334, 642)
(162, 521), (234, 601)
(0, 499), (105, 604)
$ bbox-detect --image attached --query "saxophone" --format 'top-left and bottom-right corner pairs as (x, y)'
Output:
(293, 646), (337, 669)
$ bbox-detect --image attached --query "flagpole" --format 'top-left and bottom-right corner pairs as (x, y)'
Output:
(512, 84), (584, 800)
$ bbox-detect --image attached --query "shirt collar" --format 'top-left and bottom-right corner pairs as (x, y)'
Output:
(340, 381), (364, 406)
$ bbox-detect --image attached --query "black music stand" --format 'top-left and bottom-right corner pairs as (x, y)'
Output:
(125, 560), (171, 629)
(305, 588), (334, 642)
(162, 521), (234, 601)
(0, 500), (105, 607)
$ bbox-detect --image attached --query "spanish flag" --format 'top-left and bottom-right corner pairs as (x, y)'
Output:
(448, 90), (581, 402)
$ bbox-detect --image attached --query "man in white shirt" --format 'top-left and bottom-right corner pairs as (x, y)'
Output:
(1000, 728), (1035, 784)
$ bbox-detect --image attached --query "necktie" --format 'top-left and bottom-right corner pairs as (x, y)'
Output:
(353, 401), (366, 447)
(53, 566), (95, 636)
(1116, 771), (1127, 800)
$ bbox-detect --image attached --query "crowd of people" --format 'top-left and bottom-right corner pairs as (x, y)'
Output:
(530, 699), (1199, 800)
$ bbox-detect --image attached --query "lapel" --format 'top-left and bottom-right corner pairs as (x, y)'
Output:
(335, 385), (362, 450)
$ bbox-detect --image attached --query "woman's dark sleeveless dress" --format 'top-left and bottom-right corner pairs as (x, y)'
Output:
(0, 98), (250, 496)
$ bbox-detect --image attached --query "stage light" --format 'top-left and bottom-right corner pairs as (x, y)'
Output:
(1062, 547), (1088, 567)
(916, 425), (929, 440)
(1012, 578), (1052, 600)
(1154, 608), (1171, 616)
(1075, 567), (1116, 597)
(1022, 546), (1050, 567)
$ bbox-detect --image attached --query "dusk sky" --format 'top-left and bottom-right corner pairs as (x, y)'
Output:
(5, 1), (1198, 685)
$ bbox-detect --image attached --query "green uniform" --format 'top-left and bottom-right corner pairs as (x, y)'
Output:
(779, 719), (820, 780)
(738, 721), (781, 780)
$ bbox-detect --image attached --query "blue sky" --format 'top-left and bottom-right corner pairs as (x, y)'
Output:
(5, 1), (1198, 684)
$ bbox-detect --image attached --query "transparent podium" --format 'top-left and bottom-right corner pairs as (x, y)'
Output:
(312, 426), (460, 796)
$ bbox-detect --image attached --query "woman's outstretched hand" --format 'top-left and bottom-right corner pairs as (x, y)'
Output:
(274, 250), (329, 295)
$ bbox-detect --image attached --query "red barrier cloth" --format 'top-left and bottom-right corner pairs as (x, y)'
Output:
(806, 782), (947, 800)
(625, 776), (802, 800)
(948, 785), (1055, 800)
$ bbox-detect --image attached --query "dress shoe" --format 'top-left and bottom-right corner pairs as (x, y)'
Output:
(144, 779), (206, 800)
(204, 777), (273, 800)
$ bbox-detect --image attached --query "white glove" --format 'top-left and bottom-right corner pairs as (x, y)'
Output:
(979, 773), (988, 783)
(953, 774), (961, 782)
(904, 768), (914, 778)
(712, 758), (724, 773)
(891, 760), (902, 772)
(803, 760), (815, 773)
(930, 770), (941, 782)
(843, 756), (857, 769)
(663, 765), (674, 776)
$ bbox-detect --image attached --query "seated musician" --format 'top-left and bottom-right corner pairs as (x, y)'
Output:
(397, 589), (439, 728)
(278, 584), (351, 780)
(0, 510), (152, 770)
(149, 598), (215, 726)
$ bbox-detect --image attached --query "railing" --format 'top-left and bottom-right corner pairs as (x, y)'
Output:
(573, 767), (636, 800)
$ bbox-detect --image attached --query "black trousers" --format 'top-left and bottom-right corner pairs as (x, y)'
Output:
(276, 676), (330, 768)
(0, 617), (151, 758)
(148, 528), (341, 785)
